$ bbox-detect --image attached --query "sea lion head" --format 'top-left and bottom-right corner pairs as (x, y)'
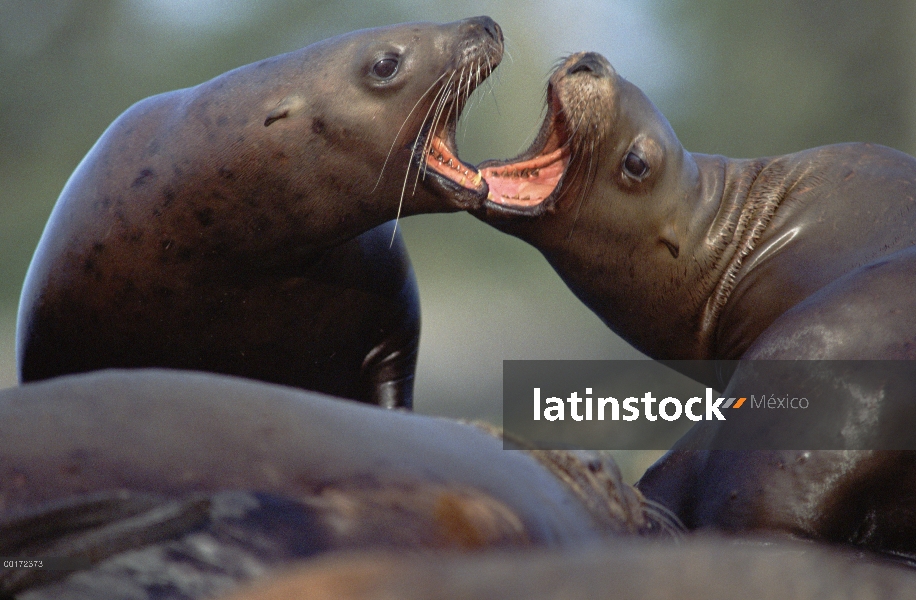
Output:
(259, 16), (504, 226)
(472, 52), (714, 359)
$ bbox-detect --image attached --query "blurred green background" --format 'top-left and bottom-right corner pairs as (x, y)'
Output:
(2, 0), (915, 481)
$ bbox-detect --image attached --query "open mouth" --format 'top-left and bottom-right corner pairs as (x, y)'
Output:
(417, 66), (571, 214)
(477, 85), (570, 213)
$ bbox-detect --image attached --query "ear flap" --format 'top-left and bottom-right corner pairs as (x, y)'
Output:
(660, 224), (679, 259)
(264, 96), (306, 127)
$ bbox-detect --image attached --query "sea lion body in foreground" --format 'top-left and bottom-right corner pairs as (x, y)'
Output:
(468, 53), (916, 552)
(218, 539), (916, 600)
(17, 17), (503, 407)
(0, 370), (666, 598)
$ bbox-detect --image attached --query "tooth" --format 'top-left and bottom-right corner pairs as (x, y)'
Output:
(521, 195), (530, 201)
(448, 159), (456, 168)
(532, 169), (540, 177)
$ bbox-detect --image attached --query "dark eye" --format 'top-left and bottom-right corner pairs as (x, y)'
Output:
(623, 152), (649, 179)
(371, 57), (399, 80)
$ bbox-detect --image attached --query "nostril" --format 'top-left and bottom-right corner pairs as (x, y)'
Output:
(487, 22), (503, 43)
(468, 16), (503, 43)
(569, 62), (594, 75)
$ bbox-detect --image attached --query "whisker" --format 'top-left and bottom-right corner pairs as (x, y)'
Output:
(419, 78), (455, 181)
(414, 79), (454, 194)
(420, 74), (457, 182)
(388, 75), (455, 247)
(373, 71), (448, 193)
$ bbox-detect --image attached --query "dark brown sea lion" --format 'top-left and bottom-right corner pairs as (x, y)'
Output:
(16, 17), (503, 408)
(468, 53), (916, 554)
(217, 538), (916, 600)
(0, 369), (672, 598)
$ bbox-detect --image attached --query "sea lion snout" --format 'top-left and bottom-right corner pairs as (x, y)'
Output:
(458, 15), (503, 45)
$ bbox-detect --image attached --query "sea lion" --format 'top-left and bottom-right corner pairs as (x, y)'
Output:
(216, 538), (916, 600)
(466, 53), (916, 553)
(16, 17), (503, 408)
(0, 369), (672, 598)
(471, 51), (916, 368)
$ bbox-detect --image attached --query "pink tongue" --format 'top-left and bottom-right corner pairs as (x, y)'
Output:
(481, 148), (569, 207)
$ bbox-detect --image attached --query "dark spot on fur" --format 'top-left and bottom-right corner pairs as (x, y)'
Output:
(195, 208), (215, 227)
(217, 115), (229, 127)
(83, 257), (96, 273)
(61, 461), (82, 476)
(218, 166), (235, 180)
(123, 228), (143, 244)
(162, 187), (176, 208)
(177, 247), (194, 262)
(131, 168), (155, 188)
(92, 243), (105, 254)
(312, 118), (326, 135)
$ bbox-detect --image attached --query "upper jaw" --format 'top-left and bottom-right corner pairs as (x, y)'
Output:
(409, 17), (504, 211)
(419, 50), (604, 217)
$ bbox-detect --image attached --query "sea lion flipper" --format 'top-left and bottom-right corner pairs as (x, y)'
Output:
(362, 335), (419, 409)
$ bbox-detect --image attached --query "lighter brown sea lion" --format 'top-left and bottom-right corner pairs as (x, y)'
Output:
(472, 52), (916, 370)
(17, 17), (504, 408)
(468, 52), (916, 555)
